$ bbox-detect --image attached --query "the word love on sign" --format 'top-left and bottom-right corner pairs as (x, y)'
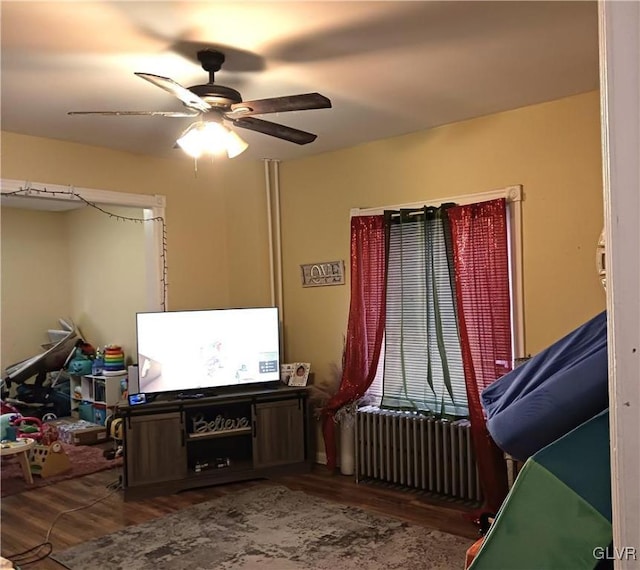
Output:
(300, 260), (345, 287)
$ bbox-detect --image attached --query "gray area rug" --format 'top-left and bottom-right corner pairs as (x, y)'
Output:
(53, 485), (474, 569)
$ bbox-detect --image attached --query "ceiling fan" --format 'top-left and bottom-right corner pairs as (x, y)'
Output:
(68, 49), (332, 156)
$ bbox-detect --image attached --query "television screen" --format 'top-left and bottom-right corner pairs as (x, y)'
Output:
(136, 307), (280, 395)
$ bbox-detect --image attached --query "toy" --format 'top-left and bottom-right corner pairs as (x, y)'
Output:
(10, 416), (45, 442)
(103, 416), (123, 460)
(67, 348), (93, 375)
(1, 413), (60, 444)
(0, 413), (14, 440)
(29, 440), (71, 478)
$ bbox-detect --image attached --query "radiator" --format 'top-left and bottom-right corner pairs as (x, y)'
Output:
(355, 406), (482, 502)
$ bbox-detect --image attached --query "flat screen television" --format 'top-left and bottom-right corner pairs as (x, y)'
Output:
(136, 307), (280, 397)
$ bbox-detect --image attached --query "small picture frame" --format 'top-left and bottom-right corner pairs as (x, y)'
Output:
(288, 363), (311, 386)
(280, 363), (296, 385)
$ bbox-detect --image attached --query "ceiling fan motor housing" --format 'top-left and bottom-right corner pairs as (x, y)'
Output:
(188, 84), (242, 108)
(197, 49), (225, 73)
(190, 50), (242, 108)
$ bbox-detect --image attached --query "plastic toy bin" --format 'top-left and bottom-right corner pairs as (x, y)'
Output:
(78, 401), (94, 423)
(93, 404), (107, 426)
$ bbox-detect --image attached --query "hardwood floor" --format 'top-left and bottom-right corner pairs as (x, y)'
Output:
(1, 464), (480, 569)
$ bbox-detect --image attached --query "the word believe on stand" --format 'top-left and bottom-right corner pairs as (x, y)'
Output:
(191, 413), (250, 435)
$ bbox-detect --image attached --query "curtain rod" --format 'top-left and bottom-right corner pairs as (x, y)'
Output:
(350, 185), (522, 217)
(387, 205), (454, 219)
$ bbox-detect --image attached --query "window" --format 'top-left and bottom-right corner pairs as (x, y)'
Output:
(354, 186), (523, 418)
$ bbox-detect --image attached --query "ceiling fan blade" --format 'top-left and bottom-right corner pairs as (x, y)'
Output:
(135, 72), (211, 113)
(227, 93), (331, 117)
(68, 110), (200, 117)
(232, 117), (317, 145)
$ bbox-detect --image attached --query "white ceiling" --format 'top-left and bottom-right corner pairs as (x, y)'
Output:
(1, 1), (599, 163)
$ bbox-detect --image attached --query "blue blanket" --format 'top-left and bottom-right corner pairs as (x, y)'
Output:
(482, 311), (609, 461)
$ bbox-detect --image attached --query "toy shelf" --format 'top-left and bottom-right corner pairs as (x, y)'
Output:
(69, 373), (127, 425)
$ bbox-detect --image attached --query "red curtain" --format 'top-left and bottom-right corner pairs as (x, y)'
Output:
(448, 199), (511, 514)
(322, 215), (386, 471)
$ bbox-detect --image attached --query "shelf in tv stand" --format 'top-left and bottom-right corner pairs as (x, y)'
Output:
(187, 427), (252, 441)
(186, 460), (254, 480)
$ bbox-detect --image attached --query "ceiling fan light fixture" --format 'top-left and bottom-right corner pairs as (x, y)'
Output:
(225, 129), (249, 158)
(176, 121), (248, 159)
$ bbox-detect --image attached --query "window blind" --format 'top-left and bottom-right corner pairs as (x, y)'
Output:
(381, 207), (468, 417)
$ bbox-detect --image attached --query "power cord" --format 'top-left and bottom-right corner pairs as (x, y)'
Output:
(4, 479), (122, 567)
(3, 542), (53, 567)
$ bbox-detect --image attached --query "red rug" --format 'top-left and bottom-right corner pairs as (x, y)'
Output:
(1, 442), (122, 497)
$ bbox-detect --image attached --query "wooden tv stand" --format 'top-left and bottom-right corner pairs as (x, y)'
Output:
(119, 385), (312, 500)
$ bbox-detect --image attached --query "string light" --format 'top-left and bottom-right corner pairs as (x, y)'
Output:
(1, 186), (168, 310)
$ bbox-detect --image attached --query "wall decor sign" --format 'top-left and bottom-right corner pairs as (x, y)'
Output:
(301, 260), (345, 287)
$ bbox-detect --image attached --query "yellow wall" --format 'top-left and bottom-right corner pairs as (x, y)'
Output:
(1, 91), (605, 410)
(66, 206), (146, 359)
(1, 133), (272, 375)
(0, 133), (272, 305)
(0, 205), (146, 370)
(0, 208), (73, 369)
(279, 91), (605, 389)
